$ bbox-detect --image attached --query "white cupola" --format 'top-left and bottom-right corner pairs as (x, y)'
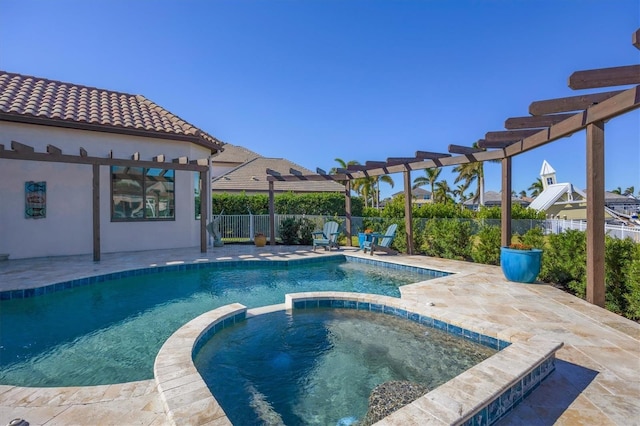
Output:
(540, 160), (557, 190)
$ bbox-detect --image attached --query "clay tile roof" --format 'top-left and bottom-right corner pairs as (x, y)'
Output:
(212, 157), (345, 193)
(211, 143), (262, 164)
(0, 71), (223, 152)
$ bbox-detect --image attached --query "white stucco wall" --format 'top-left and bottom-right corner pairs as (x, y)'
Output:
(0, 121), (212, 259)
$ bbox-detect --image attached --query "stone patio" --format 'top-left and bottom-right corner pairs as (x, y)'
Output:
(0, 245), (638, 425)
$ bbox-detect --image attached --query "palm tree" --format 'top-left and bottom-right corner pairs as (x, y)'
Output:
(412, 168), (441, 199)
(611, 187), (622, 195)
(453, 182), (470, 203)
(519, 190), (528, 199)
(453, 162), (484, 206)
(528, 178), (544, 197)
(624, 186), (635, 196)
(330, 158), (360, 195)
(433, 180), (454, 204)
(452, 143), (497, 207)
(353, 176), (375, 208)
(373, 175), (394, 208)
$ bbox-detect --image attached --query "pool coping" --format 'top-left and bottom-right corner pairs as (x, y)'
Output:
(154, 292), (562, 426)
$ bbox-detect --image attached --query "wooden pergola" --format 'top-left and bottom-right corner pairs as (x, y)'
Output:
(0, 141), (211, 261)
(267, 28), (640, 308)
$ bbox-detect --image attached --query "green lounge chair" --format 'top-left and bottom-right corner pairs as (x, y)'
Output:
(312, 221), (340, 251)
(363, 224), (398, 255)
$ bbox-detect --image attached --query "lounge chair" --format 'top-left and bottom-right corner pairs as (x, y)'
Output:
(312, 221), (340, 251)
(363, 224), (398, 255)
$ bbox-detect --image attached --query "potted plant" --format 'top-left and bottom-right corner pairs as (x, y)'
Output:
(358, 228), (374, 249)
(500, 243), (543, 283)
(254, 233), (267, 247)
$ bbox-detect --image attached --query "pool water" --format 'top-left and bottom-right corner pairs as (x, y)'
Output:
(0, 259), (431, 387)
(194, 309), (497, 426)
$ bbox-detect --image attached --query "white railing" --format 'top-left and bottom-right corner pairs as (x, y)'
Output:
(544, 219), (640, 242)
(212, 215), (640, 243)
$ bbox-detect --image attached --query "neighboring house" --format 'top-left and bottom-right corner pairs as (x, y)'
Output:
(0, 71), (223, 259)
(463, 191), (530, 210)
(211, 143), (261, 179)
(391, 187), (432, 206)
(528, 160), (639, 220)
(211, 157), (344, 194)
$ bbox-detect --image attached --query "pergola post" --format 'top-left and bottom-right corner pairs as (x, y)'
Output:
(92, 163), (100, 261)
(199, 170), (207, 253)
(345, 180), (352, 246)
(586, 121), (606, 307)
(501, 157), (512, 247)
(269, 181), (276, 246)
(403, 169), (414, 255)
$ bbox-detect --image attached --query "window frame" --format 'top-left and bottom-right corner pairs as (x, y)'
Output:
(110, 166), (176, 222)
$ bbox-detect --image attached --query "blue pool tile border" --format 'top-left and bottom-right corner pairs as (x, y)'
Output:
(290, 297), (510, 351)
(192, 311), (247, 357)
(0, 254), (449, 300)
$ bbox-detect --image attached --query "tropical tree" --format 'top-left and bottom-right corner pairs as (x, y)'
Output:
(611, 187), (622, 195)
(519, 190), (528, 199)
(452, 143), (498, 207)
(412, 168), (441, 198)
(353, 176), (374, 207)
(433, 180), (454, 204)
(373, 175), (394, 209)
(453, 182), (470, 203)
(528, 178), (544, 197)
(330, 158), (360, 195)
(624, 186), (635, 196)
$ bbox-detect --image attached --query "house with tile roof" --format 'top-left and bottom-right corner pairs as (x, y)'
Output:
(211, 157), (344, 194)
(0, 71), (223, 259)
(463, 191), (530, 210)
(210, 143), (261, 179)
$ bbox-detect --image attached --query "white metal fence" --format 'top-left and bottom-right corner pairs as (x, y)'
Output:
(212, 215), (640, 243)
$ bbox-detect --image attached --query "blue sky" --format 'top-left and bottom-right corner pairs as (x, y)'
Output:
(2, 0), (638, 200)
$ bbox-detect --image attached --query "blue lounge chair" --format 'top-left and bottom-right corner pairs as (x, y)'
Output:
(363, 224), (398, 255)
(312, 221), (340, 251)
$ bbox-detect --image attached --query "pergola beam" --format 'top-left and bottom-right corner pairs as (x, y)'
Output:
(47, 144), (62, 155)
(266, 174), (349, 182)
(448, 144), (484, 155)
(415, 151), (452, 159)
(0, 146), (208, 172)
(485, 129), (541, 142)
(504, 113), (576, 129)
(477, 140), (515, 149)
(569, 65), (640, 90)
(529, 90), (624, 115)
(634, 29), (640, 49)
(509, 85), (640, 156)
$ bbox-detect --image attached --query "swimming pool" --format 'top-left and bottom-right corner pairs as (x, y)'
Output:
(0, 257), (440, 387)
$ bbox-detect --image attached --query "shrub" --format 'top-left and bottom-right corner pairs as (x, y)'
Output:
(212, 192), (364, 216)
(279, 218), (300, 245)
(297, 218), (316, 245)
(422, 219), (472, 260)
(624, 243), (640, 320)
(604, 237), (636, 315)
(472, 225), (501, 265)
(520, 227), (546, 250)
(539, 230), (586, 294)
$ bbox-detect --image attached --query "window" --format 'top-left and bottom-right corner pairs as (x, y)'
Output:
(111, 166), (175, 220)
(546, 177), (554, 185)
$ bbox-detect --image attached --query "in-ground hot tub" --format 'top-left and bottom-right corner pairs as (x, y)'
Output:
(155, 292), (562, 425)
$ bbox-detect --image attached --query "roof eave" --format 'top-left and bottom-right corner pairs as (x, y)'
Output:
(0, 112), (223, 153)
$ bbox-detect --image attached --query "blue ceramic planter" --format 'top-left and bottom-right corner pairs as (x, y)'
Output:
(500, 247), (543, 283)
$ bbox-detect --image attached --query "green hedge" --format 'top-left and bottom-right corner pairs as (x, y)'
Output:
(212, 192), (364, 216)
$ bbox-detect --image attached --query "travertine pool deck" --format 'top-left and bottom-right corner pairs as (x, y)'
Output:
(1, 245), (638, 425)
